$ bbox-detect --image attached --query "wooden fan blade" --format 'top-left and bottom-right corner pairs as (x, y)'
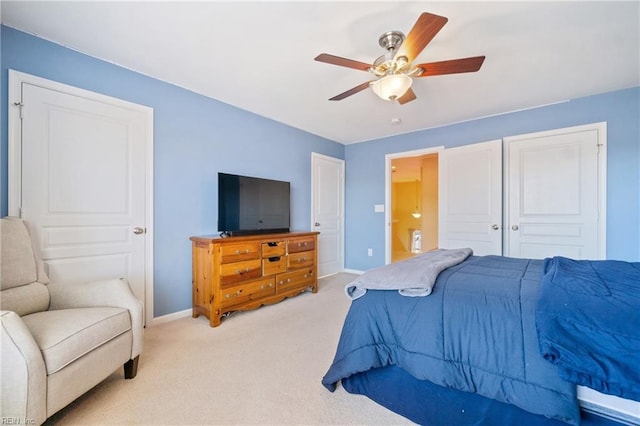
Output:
(414, 56), (486, 77)
(397, 88), (417, 105)
(395, 12), (448, 63)
(315, 53), (373, 72)
(329, 81), (372, 101)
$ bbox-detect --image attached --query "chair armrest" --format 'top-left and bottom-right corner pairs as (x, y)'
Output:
(1, 310), (47, 425)
(48, 278), (144, 358)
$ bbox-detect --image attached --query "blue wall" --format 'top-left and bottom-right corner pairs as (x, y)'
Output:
(345, 87), (640, 269)
(2, 26), (639, 318)
(0, 26), (344, 317)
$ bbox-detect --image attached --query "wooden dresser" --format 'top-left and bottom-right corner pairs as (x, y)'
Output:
(190, 231), (319, 327)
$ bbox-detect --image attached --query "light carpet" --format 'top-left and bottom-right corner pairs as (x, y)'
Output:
(44, 273), (413, 425)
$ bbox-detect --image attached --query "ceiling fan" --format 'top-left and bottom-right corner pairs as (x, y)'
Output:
(314, 12), (486, 105)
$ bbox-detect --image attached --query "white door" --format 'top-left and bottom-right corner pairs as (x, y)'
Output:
(8, 70), (153, 322)
(311, 153), (344, 277)
(504, 123), (606, 259)
(439, 140), (503, 255)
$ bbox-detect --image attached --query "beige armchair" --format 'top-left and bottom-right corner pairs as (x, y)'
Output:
(1, 217), (143, 425)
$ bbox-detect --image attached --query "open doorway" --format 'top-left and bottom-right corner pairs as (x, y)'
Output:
(389, 152), (439, 263)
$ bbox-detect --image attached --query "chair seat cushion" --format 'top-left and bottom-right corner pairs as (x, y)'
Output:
(22, 307), (131, 374)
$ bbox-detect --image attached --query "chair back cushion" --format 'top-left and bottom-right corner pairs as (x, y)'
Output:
(1, 283), (51, 316)
(1, 217), (50, 315)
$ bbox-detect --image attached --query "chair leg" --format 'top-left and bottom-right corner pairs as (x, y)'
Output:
(124, 356), (140, 379)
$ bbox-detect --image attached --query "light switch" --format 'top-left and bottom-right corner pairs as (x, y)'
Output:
(374, 204), (385, 213)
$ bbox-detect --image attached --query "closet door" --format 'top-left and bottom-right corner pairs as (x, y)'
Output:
(439, 140), (502, 255)
(504, 123), (606, 259)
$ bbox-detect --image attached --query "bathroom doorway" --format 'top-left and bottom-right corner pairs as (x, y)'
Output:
(387, 149), (440, 263)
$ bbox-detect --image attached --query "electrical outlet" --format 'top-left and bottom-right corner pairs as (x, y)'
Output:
(367, 248), (373, 256)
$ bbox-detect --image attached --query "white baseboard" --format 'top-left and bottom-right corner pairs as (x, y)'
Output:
(319, 269), (363, 278)
(148, 308), (192, 326)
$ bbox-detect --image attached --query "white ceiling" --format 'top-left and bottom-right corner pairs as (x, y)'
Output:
(2, 1), (639, 145)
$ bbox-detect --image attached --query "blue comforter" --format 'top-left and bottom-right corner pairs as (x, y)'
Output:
(536, 257), (640, 401)
(323, 256), (580, 425)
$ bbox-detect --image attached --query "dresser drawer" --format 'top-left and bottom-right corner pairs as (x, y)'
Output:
(220, 277), (276, 310)
(220, 259), (262, 286)
(263, 255), (286, 276)
(287, 238), (315, 254)
(288, 251), (315, 269)
(262, 241), (286, 257)
(220, 242), (261, 263)
(276, 268), (315, 293)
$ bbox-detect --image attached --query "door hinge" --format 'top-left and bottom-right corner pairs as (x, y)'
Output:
(14, 102), (24, 119)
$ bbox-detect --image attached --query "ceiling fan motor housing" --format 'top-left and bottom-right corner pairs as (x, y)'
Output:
(371, 31), (412, 77)
(378, 31), (405, 52)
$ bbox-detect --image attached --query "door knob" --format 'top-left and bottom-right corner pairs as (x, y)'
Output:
(133, 227), (145, 235)
(314, 222), (320, 227)
(491, 224), (499, 230)
(511, 225), (519, 231)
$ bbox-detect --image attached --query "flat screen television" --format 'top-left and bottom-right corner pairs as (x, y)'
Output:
(218, 172), (291, 236)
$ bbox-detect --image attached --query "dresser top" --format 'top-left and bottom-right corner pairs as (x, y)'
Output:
(190, 231), (319, 244)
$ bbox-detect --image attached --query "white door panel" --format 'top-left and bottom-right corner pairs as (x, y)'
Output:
(9, 71), (153, 323)
(439, 140), (502, 256)
(312, 153), (344, 277)
(505, 125), (604, 259)
(46, 254), (131, 285)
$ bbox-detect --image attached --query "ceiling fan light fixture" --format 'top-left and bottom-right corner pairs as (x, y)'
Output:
(371, 74), (412, 101)
(316, 12), (485, 105)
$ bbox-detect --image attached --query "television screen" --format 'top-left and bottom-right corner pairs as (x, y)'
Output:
(218, 172), (290, 236)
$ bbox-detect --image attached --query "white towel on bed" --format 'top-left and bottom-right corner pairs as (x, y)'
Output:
(345, 248), (473, 300)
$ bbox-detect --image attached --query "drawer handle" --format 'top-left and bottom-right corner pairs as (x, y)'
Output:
(297, 257), (307, 262)
(235, 268), (250, 274)
(268, 256), (281, 262)
(225, 289), (243, 298)
(235, 249), (251, 254)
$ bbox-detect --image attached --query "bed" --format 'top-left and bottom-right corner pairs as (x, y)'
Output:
(322, 252), (640, 425)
